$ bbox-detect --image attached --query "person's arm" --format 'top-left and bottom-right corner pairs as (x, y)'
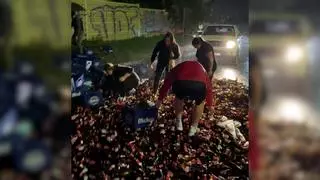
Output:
(205, 75), (213, 107)
(206, 49), (215, 75)
(118, 65), (133, 81)
(158, 68), (176, 102)
(97, 75), (105, 89)
(151, 42), (161, 64)
(171, 44), (181, 60)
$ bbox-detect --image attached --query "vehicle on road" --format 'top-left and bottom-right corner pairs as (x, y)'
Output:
(250, 12), (314, 78)
(201, 24), (241, 63)
(192, 30), (203, 38)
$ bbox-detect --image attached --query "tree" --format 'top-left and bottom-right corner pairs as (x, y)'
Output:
(164, 0), (215, 32)
(110, 0), (141, 4)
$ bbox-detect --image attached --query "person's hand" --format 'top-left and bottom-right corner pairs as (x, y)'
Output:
(150, 63), (155, 70)
(169, 59), (175, 70)
(119, 76), (126, 82)
(208, 106), (215, 113)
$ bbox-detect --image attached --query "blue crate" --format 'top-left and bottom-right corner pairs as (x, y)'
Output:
(12, 138), (52, 173)
(0, 135), (14, 157)
(123, 105), (158, 130)
(72, 58), (93, 71)
(72, 63), (86, 75)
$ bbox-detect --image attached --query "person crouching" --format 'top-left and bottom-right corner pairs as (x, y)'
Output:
(101, 63), (140, 97)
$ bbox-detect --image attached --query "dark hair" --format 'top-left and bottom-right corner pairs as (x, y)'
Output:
(164, 31), (176, 44)
(192, 37), (203, 46)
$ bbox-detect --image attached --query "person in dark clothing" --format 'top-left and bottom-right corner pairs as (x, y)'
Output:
(100, 63), (140, 97)
(71, 11), (84, 54)
(151, 32), (180, 94)
(156, 60), (214, 136)
(192, 37), (217, 80)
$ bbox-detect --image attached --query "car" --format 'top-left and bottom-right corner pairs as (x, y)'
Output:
(250, 12), (314, 78)
(192, 30), (203, 38)
(201, 24), (241, 62)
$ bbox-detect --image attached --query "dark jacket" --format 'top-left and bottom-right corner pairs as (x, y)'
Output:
(100, 65), (139, 96)
(72, 14), (84, 33)
(151, 40), (180, 65)
(196, 41), (217, 73)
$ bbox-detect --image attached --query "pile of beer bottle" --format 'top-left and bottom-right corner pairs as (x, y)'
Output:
(71, 79), (249, 179)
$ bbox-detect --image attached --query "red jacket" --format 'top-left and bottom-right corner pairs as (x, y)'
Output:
(158, 60), (213, 106)
(249, 109), (259, 172)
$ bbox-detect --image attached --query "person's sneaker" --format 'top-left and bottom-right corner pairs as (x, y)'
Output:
(188, 126), (198, 136)
(176, 119), (183, 131)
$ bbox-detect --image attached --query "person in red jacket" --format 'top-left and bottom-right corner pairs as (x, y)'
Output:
(155, 60), (214, 136)
(249, 52), (266, 177)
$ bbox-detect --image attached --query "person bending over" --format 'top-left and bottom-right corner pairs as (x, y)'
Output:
(151, 32), (180, 94)
(192, 37), (217, 80)
(156, 60), (214, 136)
(100, 63), (140, 97)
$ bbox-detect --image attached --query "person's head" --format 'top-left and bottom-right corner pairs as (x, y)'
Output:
(163, 32), (176, 47)
(192, 37), (203, 49)
(104, 63), (114, 75)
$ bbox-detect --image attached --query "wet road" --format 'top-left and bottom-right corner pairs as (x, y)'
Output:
(258, 35), (320, 108)
(128, 36), (249, 85)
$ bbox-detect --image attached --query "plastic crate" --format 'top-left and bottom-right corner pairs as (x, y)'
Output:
(72, 57), (93, 71)
(0, 135), (13, 158)
(12, 138), (52, 173)
(122, 105), (158, 130)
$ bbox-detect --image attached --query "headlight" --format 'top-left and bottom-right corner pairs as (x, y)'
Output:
(222, 68), (238, 80)
(285, 45), (303, 63)
(226, 40), (236, 49)
(263, 97), (309, 124)
(278, 99), (305, 123)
